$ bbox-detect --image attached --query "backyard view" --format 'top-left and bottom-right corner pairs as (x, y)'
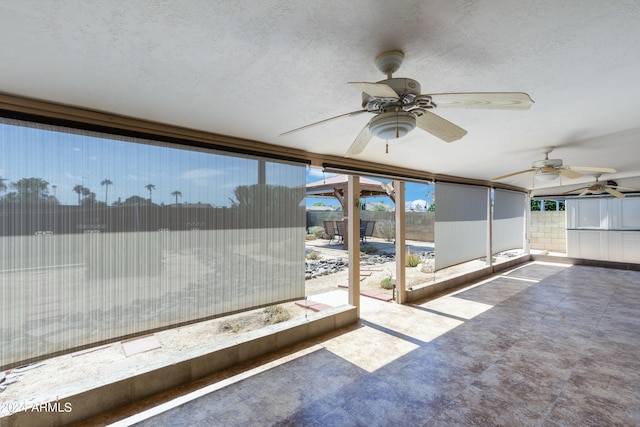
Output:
(1, 119), (536, 413)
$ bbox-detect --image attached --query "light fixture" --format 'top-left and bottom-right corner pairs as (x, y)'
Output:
(535, 169), (560, 181)
(368, 111), (416, 140)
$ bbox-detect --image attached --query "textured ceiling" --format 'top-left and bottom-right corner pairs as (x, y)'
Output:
(1, 1), (640, 195)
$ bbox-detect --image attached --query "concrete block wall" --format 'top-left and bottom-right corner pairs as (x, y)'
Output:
(307, 211), (435, 242)
(530, 211), (566, 253)
(309, 210), (568, 253)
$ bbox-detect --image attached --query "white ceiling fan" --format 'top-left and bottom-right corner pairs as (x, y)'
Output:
(562, 174), (636, 198)
(280, 50), (534, 157)
(492, 146), (617, 182)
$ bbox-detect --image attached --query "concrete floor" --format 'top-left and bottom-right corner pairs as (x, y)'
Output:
(107, 262), (639, 426)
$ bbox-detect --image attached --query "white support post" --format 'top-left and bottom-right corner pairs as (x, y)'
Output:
(486, 187), (493, 267)
(524, 192), (531, 254)
(394, 180), (406, 304)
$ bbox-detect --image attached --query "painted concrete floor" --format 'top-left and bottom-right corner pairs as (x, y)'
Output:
(111, 262), (640, 426)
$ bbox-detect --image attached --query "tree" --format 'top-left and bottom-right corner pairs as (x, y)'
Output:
(171, 190), (182, 205)
(2, 177), (58, 206)
(73, 185), (87, 205)
(531, 199), (565, 211)
(101, 179), (113, 205)
(230, 184), (304, 207)
(145, 184), (155, 203)
(427, 202), (435, 212)
(0, 176), (7, 193)
(11, 177), (51, 204)
(80, 191), (105, 207)
(122, 195), (148, 205)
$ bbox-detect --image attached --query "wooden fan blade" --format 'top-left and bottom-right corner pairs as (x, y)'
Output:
(562, 186), (589, 195)
(492, 169), (534, 181)
(344, 124), (373, 158)
(279, 109), (368, 136)
(348, 82), (399, 99)
(559, 168), (583, 179)
(567, 166), (617, 174)
(605, 188), (625, 198)
(415, 111), (467, 142)
(612, 186), (637, 191)
(427, 92), (534, 109)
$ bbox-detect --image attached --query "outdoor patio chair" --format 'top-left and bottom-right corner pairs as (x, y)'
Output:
(361, 220), (375, 243)
(335, 220), (345, 242)
(324, 220), (337, 243)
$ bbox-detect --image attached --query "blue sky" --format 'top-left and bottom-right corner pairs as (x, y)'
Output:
(0, 121), (433, 209)
(305, 167), (434, 210)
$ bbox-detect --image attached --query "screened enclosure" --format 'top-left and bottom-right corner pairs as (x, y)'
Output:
(0, 117), (307, 369)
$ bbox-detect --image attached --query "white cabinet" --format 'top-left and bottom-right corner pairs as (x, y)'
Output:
(567, 197), (640, 262)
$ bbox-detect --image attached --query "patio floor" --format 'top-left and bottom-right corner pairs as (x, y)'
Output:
(95, 261), (640, 426)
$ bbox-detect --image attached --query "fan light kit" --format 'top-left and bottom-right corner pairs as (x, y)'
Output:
(369, 111), (415, 139)
(280, 50), (535, 157)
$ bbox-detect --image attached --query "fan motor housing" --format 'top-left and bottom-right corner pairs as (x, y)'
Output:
(532, 158), (562, 168)
(361, 78), (421, 108)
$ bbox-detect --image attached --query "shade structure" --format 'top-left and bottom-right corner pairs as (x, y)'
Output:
(306, 174), (394, 249)
(305, 174), (394, 211)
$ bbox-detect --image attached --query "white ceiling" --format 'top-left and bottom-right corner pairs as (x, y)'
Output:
(2, 1), (640, 195)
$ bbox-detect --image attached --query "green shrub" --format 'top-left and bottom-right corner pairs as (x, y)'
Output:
(264, 305), (291, 324)
(378, 220), (395, 242)
(305, 234), (317, 240)
(309, 225), (325, 238)
(380, 276), (394, 290)
(360, 245), (378, 255)
(405, 250), (421, 267)
(219, 322), (240, 333)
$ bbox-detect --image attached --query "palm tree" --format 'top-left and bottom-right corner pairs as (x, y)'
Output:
(73, 184), (88, 205)
(171, 190), (182, 205)
(101, 179), (113, 205)
(145, 184), (155, 203)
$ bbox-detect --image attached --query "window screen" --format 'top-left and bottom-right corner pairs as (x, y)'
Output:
(0, 118), (306, 369)
(493, 189), (525, 253)
(434, 182), (488, 271)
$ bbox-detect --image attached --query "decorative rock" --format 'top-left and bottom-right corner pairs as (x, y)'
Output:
(305, 252), (398, 280)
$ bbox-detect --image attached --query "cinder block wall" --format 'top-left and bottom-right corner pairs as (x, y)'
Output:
(530, 211), (566, 253)
(308, 210), (567, 253)
(306, 211), (435, 241)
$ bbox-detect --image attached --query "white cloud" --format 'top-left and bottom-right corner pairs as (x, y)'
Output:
(307, 168), (336, 179)
(179, 168), (223, 180)
(65, 172), (83, 181)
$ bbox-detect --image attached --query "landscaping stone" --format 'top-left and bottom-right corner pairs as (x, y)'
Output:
(305, 253), (396, 280)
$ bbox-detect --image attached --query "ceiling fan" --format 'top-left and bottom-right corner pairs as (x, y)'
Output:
(280, 50), (534, 157)
(562, 174), (636, 198)
(492, 146), (617, 182)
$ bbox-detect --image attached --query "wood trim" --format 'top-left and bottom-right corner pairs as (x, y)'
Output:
(0, 92), (526, 192)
